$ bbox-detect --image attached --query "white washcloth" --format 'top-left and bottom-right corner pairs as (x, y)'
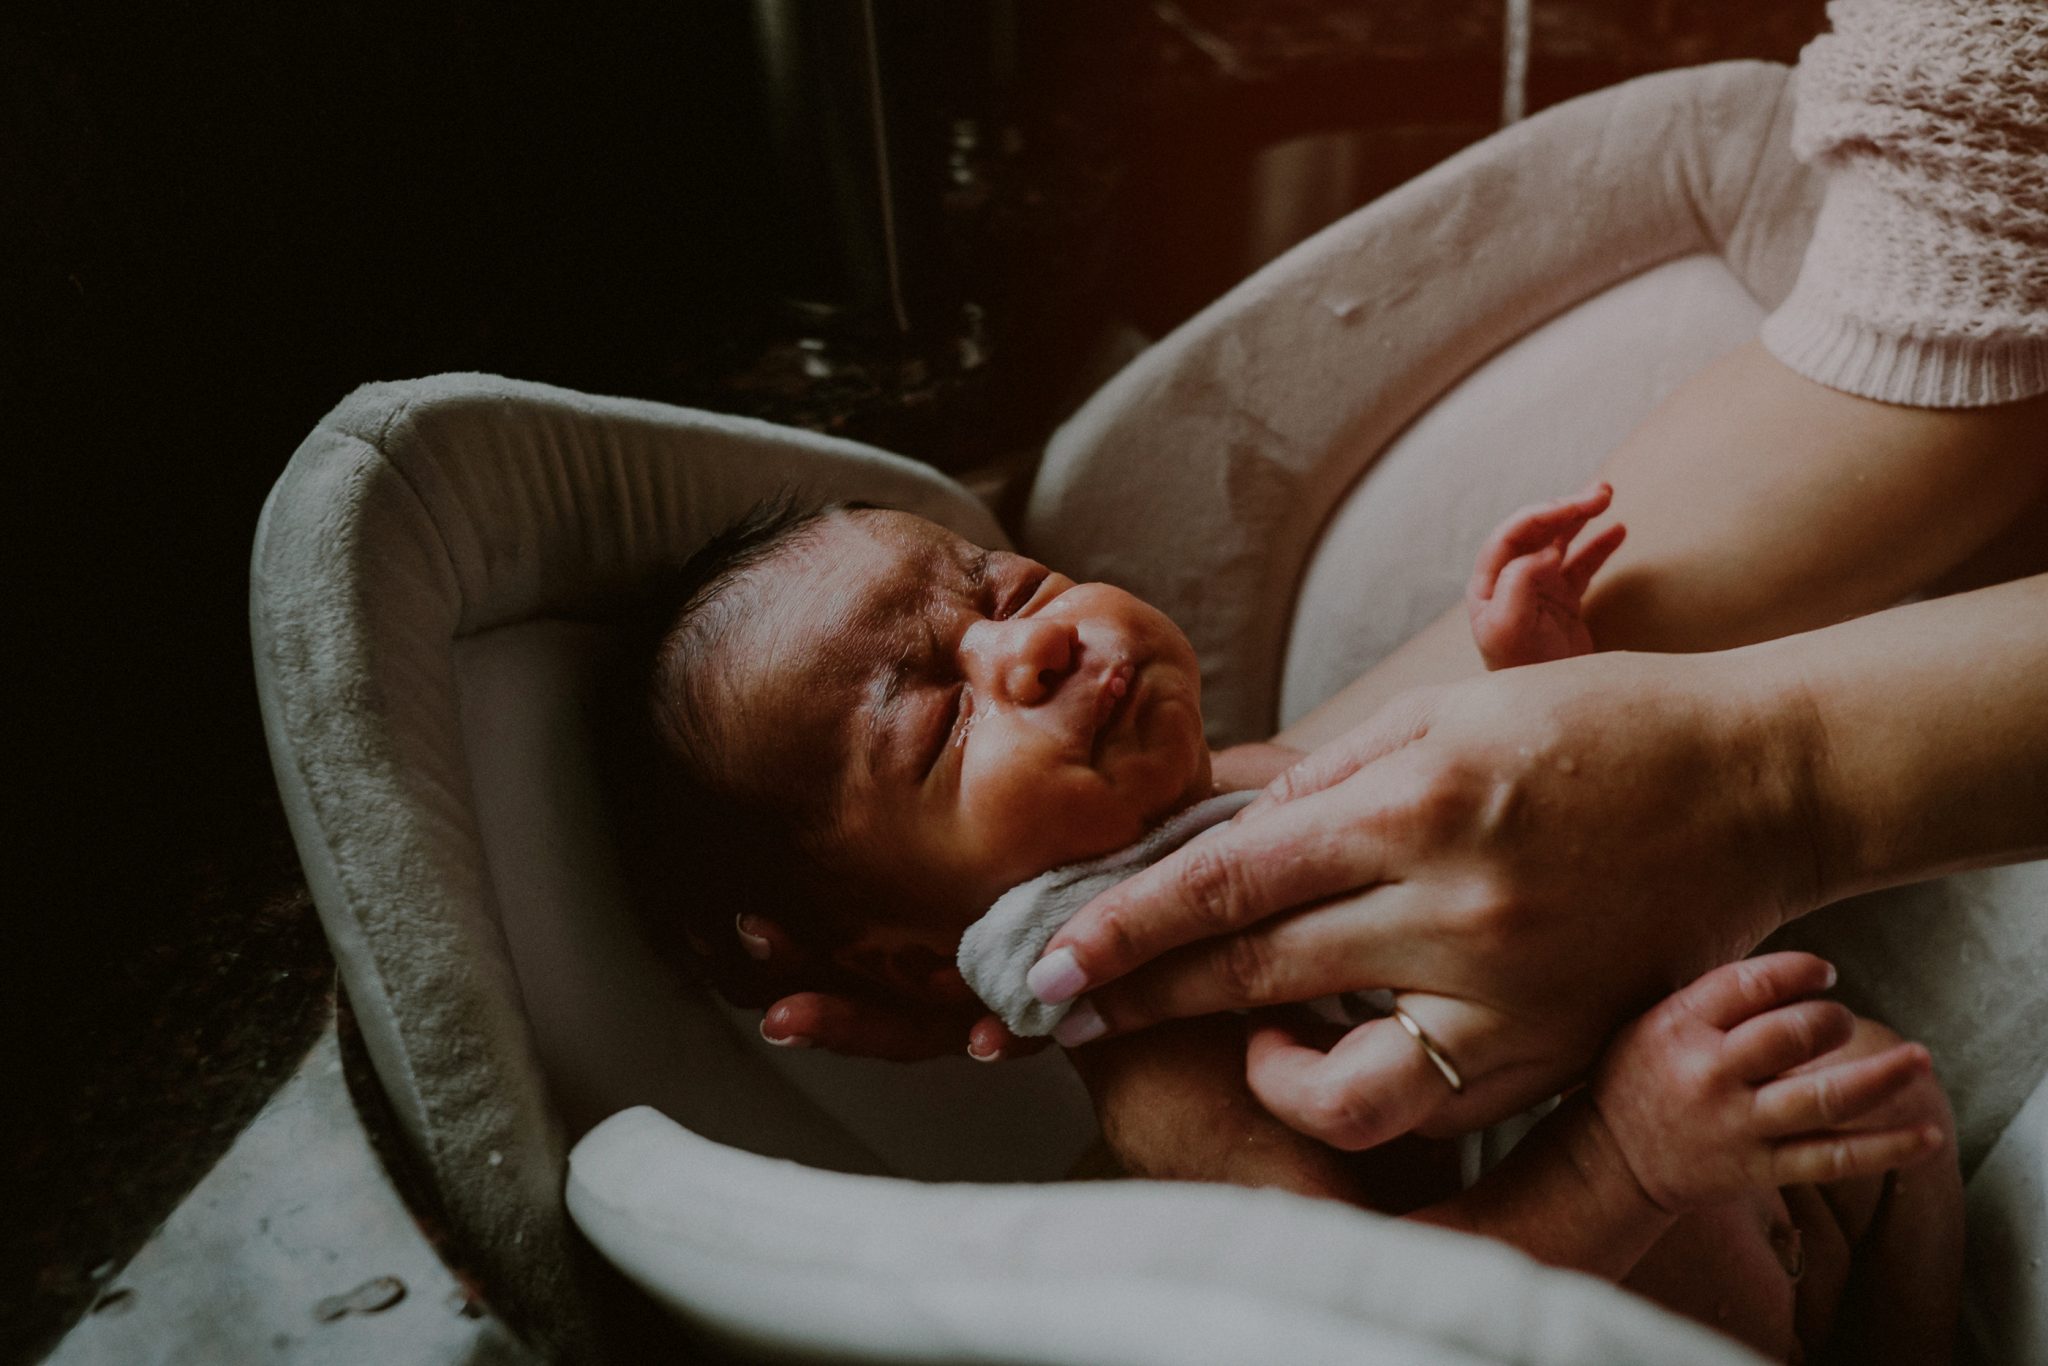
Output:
(958, 791), (1259, 1037)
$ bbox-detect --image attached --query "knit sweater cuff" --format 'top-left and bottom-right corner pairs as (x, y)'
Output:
(1761, 299), (2048, 408)
(1760, 167), (2048, 407)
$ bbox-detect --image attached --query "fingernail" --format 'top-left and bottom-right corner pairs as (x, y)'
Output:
(736, 913), (772, 960)
(1028, 947), (1087, 1004)
(759, 1017), (811, 1048)
(1053, 1001), (1106, 1048)
(967, 1042), (1000, 1063)
(1822, 962), (1838, 989)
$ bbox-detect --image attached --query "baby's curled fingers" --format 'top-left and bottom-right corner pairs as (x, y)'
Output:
(1479, 546), (1571, 633)
(1720, 998), (1857, 1081)
(1751, 1042), (1934, 1136)
(1561, 521), (1627, 594)
(1466, 482), (1614, 603)
(1669, 952), (1839, 1030)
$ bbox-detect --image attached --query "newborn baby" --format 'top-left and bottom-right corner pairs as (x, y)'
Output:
(641, 489), (1959, 1363)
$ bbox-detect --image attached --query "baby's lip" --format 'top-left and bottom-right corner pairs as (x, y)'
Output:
(1088, 662), (1135, 760)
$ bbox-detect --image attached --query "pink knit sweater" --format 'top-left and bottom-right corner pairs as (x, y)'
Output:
(1760, 0), (2048, 407)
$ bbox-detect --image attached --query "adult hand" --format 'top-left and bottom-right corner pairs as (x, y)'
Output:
(723, 914), (1045, 1062)
(1030, 649), (1825, 1147)
(731, 742), (1302, 1064)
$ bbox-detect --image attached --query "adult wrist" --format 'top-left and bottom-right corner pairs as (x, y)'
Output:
(1716, 576), (2048, 910)
(1690, 646), (1844, 928)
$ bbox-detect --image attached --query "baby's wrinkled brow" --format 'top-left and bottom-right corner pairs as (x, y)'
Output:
(862, 640), (920, 779)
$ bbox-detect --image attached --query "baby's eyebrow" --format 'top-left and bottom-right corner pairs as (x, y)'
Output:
(863, 653), (914, 778)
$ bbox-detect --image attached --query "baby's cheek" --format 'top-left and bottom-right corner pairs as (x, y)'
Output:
(971, 765), (1139, 875)
(1123, 697), (1209, 806)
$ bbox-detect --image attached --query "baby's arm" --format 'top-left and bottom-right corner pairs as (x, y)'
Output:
(1466, 482), (1627, 670)
(1411, 954), (1946, 1280)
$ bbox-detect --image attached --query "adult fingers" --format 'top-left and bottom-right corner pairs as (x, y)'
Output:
(1238, 691), (1437, 820)
(1760, 1124), (1946, 1188)
(1054, 887), (1434, 1042)
(1671, 952), (1838, 1031)
(1562, 521), (1627, 594)
(1246, 1014), (1450, 1151)
(1721, 999), (1857, 1081)
(1752, 1043), (1933, 1136)
(733, 911), (792, 964)
(761, 991), (968, 1061)
(1036, 775), (1413, 1013)
(967, 1012), (1047, 1062)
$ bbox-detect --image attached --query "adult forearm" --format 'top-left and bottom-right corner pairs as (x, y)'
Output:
(1580, 343), (2048, 653)
(1278, 342), (2048, 753)
(1758, 572), (2048, 905)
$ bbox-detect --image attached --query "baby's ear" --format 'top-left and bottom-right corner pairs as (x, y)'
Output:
(830, 937), (965, 1006)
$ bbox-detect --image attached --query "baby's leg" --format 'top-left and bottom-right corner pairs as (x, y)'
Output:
(1623, 1190), (1804, 1359)
(1066, 1014), (1458, 1211)
(1623, 1018), (1961, 1364)
(1788, 1017), (1962, 1365)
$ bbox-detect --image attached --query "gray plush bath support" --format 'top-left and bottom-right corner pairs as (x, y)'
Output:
(958, 791), (1259, 1036)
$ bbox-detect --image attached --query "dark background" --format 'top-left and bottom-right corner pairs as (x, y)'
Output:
(4, 2), (1826, 1356)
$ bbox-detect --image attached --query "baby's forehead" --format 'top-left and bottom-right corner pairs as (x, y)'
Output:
(724, 509), (975, 706)
(701, 511), (976, 809)
(780, 509), (979, 633)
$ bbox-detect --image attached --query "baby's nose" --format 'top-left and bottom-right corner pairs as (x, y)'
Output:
(966, 616), (1075, 705)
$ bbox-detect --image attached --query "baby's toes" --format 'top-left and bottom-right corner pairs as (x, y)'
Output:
(1751, 1042), (1932, 1136)
(1721, 999), (1856, 1082)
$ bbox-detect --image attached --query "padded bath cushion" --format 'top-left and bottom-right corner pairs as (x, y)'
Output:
(568, 1106), (1759, 1366)
(253, 377), (1024, 1355)
(256, 57), (2048, 1366)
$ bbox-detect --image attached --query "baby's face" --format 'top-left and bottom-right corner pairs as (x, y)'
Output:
(722, 508), (1212, 941)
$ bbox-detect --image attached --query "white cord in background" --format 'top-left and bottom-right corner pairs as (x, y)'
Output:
(1502, 0), (1532, 125)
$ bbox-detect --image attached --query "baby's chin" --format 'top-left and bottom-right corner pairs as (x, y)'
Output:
(1119, 708), (1213, 824)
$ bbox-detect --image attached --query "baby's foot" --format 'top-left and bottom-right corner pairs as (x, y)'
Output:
(1590, 953), (1946, 1216)
(1466, 483), (1626, 669)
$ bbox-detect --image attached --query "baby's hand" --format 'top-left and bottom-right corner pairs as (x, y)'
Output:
(1591, 953), (1945, 1215)
(1466, 483), (1626, 670)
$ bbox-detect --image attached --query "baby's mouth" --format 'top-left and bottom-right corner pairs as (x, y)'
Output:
(1089, 662), (1135, 762)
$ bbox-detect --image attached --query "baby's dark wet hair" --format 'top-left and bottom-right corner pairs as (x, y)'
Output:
(627, 495), (881, 979)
